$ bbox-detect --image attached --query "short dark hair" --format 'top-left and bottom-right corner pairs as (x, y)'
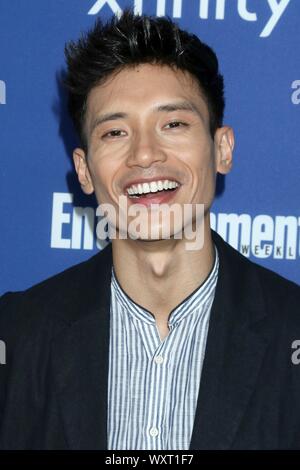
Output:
(63, 8), (225, 153)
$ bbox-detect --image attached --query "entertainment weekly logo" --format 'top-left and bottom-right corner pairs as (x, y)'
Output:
(87, 0), (291, 38)
(50, 192), (300, 260)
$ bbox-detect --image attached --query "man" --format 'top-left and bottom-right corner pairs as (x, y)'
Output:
(0, 9), (300, 450)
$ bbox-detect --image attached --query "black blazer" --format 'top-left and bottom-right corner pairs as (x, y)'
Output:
(0, 230), (300, 450)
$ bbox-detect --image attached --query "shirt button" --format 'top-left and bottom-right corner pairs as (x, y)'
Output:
(154, 355), (164, 364)
(149, 427), (159, 437)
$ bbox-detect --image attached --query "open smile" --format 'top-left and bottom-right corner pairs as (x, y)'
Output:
(124, 178), (181, 207)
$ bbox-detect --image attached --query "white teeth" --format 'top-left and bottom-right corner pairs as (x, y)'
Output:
(143, 183), (150, 193)
(126, 179), (180, 196)
(150, 182), (157, 192)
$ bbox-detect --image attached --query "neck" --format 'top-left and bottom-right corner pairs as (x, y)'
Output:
(111, 216), (215, 326)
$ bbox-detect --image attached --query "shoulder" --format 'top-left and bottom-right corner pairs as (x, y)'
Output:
(234, 242), (300, 304)
(252, 260), (300, 336)
(247, 257), (300, 328)
(212, 229), (300, 327)
(213, 228), (299, 294)
(0, 243), (112, 342)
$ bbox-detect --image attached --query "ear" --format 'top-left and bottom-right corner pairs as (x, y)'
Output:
(73, 148), (95, 195)
(214, 126), (235, 175)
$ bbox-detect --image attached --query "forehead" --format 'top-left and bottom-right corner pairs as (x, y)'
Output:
(86, 63), (209, 121)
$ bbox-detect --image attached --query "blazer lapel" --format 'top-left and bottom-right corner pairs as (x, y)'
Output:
(51, 244), (113, 450)
(190, 231), (271, 450)
(50, 230), (271, 450)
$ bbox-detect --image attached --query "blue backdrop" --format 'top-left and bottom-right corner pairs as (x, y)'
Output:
(0, 0), (299, 295)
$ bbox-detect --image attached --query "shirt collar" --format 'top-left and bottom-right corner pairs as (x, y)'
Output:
(111, 244), (219, 326)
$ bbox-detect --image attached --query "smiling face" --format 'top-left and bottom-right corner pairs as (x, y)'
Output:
(73, 63), (234, 241)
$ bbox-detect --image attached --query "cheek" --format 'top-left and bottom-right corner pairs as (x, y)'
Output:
(198, 155), (216, 189)
(182, 145), (216, 199)
(183, 142), (214, 177)
(88, 156), (117, 197)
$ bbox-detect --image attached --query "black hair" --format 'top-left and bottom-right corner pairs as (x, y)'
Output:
(63, 8), (225, 152)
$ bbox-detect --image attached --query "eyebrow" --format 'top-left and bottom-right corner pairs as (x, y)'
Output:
(89, 100), (204, 135)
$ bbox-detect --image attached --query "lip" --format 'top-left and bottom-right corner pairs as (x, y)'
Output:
(123, 176), (181, 193)
(125, 184), (181, 207)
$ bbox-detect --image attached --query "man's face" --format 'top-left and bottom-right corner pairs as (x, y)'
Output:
(73, 63), (233, 240)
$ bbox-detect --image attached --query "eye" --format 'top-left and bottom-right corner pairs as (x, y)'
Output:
(102, 129), (127, 138)
(164, 121), (188, 129)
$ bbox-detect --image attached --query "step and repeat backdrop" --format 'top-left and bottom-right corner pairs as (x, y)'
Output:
(0, 0), (299, 294)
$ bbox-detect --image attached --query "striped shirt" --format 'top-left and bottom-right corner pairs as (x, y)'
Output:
(107, 245), (219, 450)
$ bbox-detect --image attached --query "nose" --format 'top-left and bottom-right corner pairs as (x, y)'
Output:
(126, 129), (167, 168)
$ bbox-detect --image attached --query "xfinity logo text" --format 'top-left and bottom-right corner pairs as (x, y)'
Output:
(88, 0), (291, 38)
(0, 80), (6, 105)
